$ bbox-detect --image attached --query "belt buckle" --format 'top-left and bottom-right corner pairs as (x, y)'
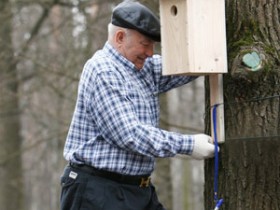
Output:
(139, 177), (151, 187)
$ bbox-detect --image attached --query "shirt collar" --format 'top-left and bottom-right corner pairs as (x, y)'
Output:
(103, 42), (137, 71)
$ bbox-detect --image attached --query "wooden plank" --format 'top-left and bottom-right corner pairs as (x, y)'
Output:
(160, 0), (189, 75)
(159, 0), (227, 75)
(210, 74), (225, 143)
(187, 0), (227, 74)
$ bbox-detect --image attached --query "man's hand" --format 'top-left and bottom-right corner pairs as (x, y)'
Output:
(191, 134), (217, 160)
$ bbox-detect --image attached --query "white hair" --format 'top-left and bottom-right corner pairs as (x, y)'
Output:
(107, 23), (131, 42)
(108, 23), (118, 40)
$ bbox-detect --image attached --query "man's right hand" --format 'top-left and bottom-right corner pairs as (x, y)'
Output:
(190, 134), (217, 160)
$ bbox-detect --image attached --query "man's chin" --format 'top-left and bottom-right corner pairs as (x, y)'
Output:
(134, 64), (144, 70)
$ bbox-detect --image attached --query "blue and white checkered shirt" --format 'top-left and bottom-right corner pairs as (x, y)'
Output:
(64, 42), (196, 175)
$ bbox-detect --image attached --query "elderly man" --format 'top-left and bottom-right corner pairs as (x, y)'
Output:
(60, 1), (215, 210)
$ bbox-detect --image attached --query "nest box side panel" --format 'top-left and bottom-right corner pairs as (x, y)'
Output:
(187, 0), (228, 74)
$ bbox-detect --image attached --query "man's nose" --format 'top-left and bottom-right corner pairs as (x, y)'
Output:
(146, 45), (154, 57)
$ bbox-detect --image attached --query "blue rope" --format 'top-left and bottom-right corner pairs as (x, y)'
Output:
(212, 104), (224, 210)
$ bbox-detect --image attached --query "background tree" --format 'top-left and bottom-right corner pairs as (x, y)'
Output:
(0, 0), (23, 209)
(205, 0), (280, 209)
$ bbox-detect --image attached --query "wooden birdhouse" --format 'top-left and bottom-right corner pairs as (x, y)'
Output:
(160, 0), (227, 143)
(159, 0), (228, 75)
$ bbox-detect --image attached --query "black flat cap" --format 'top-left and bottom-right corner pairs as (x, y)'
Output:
(111, 1), (161, 42)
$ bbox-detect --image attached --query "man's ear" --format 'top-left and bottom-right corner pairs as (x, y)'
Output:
(115, 30), (125, 45)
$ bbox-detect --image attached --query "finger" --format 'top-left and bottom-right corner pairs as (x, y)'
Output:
(208, 136), (213, 144)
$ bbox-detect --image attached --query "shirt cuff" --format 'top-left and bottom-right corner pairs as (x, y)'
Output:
(178, 135), (194, 155)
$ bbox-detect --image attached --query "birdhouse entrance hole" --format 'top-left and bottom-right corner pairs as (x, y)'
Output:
(170, 5), (178, 16)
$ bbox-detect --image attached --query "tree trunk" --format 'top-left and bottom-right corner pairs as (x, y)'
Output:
(205, 0), (280, 209)
(0, 0), (24, 209)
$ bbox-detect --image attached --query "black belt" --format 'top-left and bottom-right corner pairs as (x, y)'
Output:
(69, 162), (151, 187)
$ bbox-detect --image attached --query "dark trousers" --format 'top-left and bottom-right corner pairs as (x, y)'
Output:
(60, 165), (166, 210)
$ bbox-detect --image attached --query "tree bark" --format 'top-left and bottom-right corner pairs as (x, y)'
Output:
(205, 0), (280, 209)
(0, 0), (24, 209)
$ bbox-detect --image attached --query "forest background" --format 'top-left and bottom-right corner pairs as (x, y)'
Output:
(0, 0), (207, 210)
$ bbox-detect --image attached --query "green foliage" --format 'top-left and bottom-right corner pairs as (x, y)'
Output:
(227, 19), (259, 61)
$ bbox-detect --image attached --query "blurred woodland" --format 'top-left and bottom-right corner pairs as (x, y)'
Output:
(0, 0), (206, 209)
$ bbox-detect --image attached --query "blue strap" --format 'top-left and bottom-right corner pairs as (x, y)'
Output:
(212, 104), (223, 209)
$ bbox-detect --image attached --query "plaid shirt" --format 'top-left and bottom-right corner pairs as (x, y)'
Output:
(64, 42), (196, 175)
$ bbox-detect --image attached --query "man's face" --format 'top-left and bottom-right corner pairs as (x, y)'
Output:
(119, 30), (155, 70)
